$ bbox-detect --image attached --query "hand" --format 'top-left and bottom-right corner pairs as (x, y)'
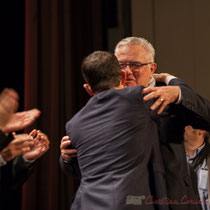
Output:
(60, 136), (77, 161)
(0, 88), (19, 131)
(2, 109), (41, 133)
(143, 86), (180, 114)
(153, 73), (173, 83)
(0, 133), (33, 162)
(23, 129), (50, 161)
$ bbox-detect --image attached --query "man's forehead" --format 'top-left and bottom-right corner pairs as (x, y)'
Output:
(116, 45), (149, 62)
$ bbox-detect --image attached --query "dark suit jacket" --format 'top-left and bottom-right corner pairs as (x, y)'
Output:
(64, 86), (167, 210)
(0, 155), (34, 210)
(157, 78), (210, 210)
(61, 78), (210, 210)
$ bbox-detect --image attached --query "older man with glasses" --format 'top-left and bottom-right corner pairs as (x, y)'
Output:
(60, 37), (210, 210)
(115, 37), (210, 210)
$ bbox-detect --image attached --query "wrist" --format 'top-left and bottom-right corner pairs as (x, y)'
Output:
(23, 155), (35, 163)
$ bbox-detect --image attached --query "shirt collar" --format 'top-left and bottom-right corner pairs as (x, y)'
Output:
(187, 143), (206, 161)
(148, 77), (156, 87)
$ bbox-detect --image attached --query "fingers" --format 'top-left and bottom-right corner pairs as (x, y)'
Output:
(2, 108), (41, 133)
(22, 109), (41, 127)
(149, 97), (165, 111)
(60, 140), (71, 149)
(62, 153), (77, 161)
(62, 147), (77, 155)
(142, 87), (159, 101)
(29, 129), (37, 137)
(34, 131), (50, 150)
(143, 86), (180, 114)
(143, 87), (168, 114)
(61, 148), (77, 161)
(156, 100), (168, 115)
(26, 108), (41, 119)
(14, 133), (34, 142)
(0, 133), (33, 161)
(61, 136), (70, 144)
(60, 136), (77, 161)
(1, 88), (19, 101)
(12, 134), (34, 148)
(0, 88), (19, 113)
(0, 89), (19, 131)
(153, 73), (172, 83)
(60, 136), (71, 150)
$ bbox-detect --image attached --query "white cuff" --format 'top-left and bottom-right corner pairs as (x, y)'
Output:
(165, 76), (182, 104)
(165, 76), (177, 85)
(0, 154), (6, 167)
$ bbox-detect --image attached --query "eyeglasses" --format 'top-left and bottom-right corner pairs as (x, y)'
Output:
(119, 62), (152, 71)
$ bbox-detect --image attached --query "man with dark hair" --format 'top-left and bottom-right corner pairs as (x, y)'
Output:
(81, 51), (121, 93)
(61, 37), (210, 210)
(61, 51), (165, 210)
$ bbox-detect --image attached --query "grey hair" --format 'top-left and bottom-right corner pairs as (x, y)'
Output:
(114, 37), (155, 62)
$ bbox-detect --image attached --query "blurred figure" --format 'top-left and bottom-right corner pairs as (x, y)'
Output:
(0, 88), (41, 151)
(0, 88), (50, 210)
(184, 125), (210, 210)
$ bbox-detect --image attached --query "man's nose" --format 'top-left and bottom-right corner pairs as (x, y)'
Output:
(125, 65), (132, 74)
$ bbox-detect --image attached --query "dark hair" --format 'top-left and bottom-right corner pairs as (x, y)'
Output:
(81, 51), (121, 93)
(204, 131), (210, 144)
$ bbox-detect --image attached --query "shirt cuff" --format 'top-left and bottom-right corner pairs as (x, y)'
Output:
(0, 154), (7, 166)
(22, 155), (35, 166)
(165, 76), (182, 104)
(165, 75), (177, 85)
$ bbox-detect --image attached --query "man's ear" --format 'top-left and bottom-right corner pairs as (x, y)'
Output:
(149, 62), (157, 80)
(150, 62), (157, 74)
(83, 84), (94, 96)
(120, 70), (127, 86)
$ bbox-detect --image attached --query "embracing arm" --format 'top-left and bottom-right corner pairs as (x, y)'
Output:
(168, 77), (210, 129)
(144, 73), (210, 130)
(59, 136), (81, 178)
(59, 155), (81, 178)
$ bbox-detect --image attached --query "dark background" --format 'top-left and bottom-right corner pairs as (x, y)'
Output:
(0, 0), (131, 111)
(0, 1), (25, 110)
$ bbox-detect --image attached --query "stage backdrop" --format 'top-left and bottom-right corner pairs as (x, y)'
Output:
(23, 0), (103, 209)
(131, 0), (210, 100)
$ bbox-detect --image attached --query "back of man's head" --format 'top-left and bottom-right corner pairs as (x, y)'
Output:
(81, 51), (121, 93)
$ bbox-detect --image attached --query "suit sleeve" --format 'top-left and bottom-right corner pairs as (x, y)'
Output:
(0, 155), (35, 190)
(59, 155), (81, 178)
(169, 78), (210, 131)
(59, 121), (81, 178)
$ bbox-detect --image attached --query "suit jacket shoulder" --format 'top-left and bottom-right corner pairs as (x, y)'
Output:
(169, 78), (210, 131)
